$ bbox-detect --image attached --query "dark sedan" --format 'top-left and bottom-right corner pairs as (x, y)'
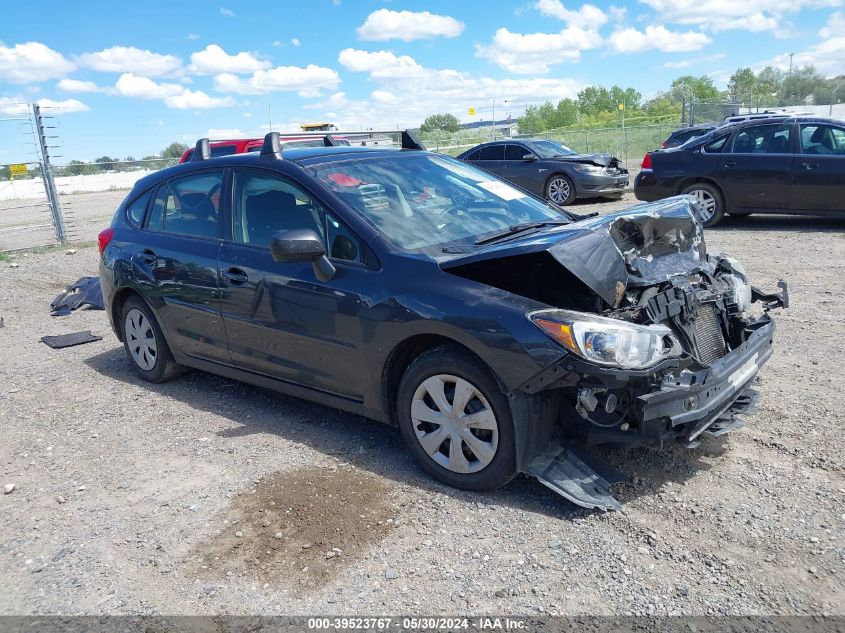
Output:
(98, 132), (786, 510)
(457, 139), (628, 205)
(636, 116), (845, 226)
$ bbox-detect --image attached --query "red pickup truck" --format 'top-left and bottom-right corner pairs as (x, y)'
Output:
(179, 135), (351, 163)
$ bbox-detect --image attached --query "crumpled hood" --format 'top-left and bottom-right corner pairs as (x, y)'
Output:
(440, 196), (706, 307)
(552, 153), (616, 167)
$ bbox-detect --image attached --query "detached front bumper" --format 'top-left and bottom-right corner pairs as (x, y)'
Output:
(576, 172), (629, 197)
(639, 317), (775, 441)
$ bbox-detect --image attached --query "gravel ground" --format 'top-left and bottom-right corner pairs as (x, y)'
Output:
(0, 191), (843, 616)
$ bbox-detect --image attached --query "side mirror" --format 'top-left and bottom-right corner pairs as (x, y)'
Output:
(522, 154), (536, 161)
(269, 228), (336, 282)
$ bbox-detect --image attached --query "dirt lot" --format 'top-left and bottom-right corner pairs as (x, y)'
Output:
(0, 191), (843, 616)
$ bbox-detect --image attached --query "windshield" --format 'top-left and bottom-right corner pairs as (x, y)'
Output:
(528, 140), (578, 158)
(307, 153), (568, 252)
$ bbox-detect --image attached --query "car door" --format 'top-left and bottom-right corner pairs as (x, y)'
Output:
(472, 144), (505, 178)
(132, 169), (230, 364)
(791, 122), (845, 212)
(217, 168), (367, 400)
(717, 123), (795, 210)
(499, 144), (541, 193)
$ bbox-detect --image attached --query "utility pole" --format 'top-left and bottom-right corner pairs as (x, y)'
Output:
(788, 53), (794, 75)
(268, 104), (273, 132)
(33, 104), (66, 244)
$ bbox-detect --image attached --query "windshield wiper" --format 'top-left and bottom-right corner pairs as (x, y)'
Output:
(474, 220), (569, 245)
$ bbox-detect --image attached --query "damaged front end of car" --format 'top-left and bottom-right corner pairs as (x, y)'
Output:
(444, 196), (788, 510)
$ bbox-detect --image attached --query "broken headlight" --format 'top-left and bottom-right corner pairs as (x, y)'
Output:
(530, 309), (681, 369)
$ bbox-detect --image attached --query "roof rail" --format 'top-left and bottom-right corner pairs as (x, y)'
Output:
(191, 138), (210, 162)
(260, 132), (282, 160)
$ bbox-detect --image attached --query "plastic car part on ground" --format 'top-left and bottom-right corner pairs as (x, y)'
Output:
(40, 331), (102, 349)
(50, 276), (104, 316)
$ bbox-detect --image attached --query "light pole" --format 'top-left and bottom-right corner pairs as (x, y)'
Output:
(832, 86), (841, 116)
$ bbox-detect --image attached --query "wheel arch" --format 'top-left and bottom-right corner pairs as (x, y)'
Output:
(675, 176), (725, 202)
(111, 287), (144, 341)
(381, 334), (505, 427)
(544, 170), (575, 193)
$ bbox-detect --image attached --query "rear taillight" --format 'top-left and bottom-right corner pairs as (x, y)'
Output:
(641, 153), (653, 170)
(97, 227), (114, 256)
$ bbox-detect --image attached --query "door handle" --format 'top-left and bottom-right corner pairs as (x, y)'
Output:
(721, 161), (737, 168)
(138, 249), (157, 265)
(800, 162), (819, 170)
(222, 267), (249, 285)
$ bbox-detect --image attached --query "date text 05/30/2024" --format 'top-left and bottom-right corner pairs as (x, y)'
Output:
(307, 617), (527, 630)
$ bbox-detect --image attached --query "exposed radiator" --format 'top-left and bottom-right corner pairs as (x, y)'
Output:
(693, 303), (727, 365)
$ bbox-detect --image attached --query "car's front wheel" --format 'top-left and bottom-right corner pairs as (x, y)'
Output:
(121, 296), (182, 383)
(546, 174), (576, 206)
(681, 182), (725, 227)
(397, 346), (516, 491)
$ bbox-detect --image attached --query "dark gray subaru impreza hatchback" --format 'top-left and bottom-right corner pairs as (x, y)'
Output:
(98, 131), (787, 510)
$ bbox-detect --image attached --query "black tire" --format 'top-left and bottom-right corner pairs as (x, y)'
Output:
(120, 296), (182, 383)
(681, 182), (725, 227)
(546, 173), (576, 206)
(396, 345), (517, 491)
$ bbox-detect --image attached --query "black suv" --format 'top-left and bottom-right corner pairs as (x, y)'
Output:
(97, 132), (786, 510)
(636, 116), (845, 226)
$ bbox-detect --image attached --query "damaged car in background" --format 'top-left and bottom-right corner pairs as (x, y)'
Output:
(98, 132), (787, 512)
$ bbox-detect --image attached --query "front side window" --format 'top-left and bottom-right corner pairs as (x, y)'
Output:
(326, 214), (361, 263)
(800, 124), (845, 155)
(703, 135), (729, 153)
(145, 171), (224, 238)
(504, 145), (529, 160)
(731, 124), (792, 154)
(463, 149), (481, 161)
(232, 171), (325, 248)
(308, 153), (567, 252)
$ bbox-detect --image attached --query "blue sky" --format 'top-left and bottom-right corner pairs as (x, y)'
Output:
(1, 0), (842, 161)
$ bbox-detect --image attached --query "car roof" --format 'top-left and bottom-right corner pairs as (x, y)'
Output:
(134, 146), (414, 191)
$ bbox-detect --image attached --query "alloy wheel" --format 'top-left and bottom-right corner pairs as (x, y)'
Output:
(410, 374), (499, 474)
(689, 188), (717, 222)
(124, 308), (158, 371)
(547, 177), (570, 204)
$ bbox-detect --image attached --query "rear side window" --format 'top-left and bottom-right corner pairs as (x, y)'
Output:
(145, 171), (224, 239)
(463, 150), (480, 161)
(504, 145), (528, 160)
(126, 190), (152, 226)
(731, 124), (792, 154)
(479, 145), (504, 160)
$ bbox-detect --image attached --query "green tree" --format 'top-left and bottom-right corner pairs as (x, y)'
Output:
(94, 156), (117, 171)
(780, 66), (827, 105)
(64, 160), (98, 176)
(420, 113), (461, 133)
(669, 75), (720, 102)
(754, 66), (783, 107)
(728, 68), (757, 102)
(555, 98), (579, 127)
(610, 86), (641, 110)
(161, 142), (189, 160)
(577, 86), (614, 116)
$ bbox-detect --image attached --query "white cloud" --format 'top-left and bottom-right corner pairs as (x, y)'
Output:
(291, 38), (301, 47)
(762, 35), (845, 76)
(165, 90), (234, 109)
(475, 26), (602, 73)
(820, 11), (845, 37)
(77, 46), (182, 77)
(637, 0), (842, 33)
(663, 53), (726, 68)
(187, 33), (200, 41)
(0, 42), (75, 84)
(534, 0), (608, 28)
(188, 44), (270, 74)
(57, 78), (110, 93)
(115, 73), (184, 99)
(34, 98), (89, 113)
(607, 25), (711, 53)
(220, 6), (235, 17)
(328, 50), (585, 130)
(338, 49), (426, 79)
(357, 9), (465, 41)
(0, 98), (31, 115)
(213, 64), (340, 94)
(206, 128), (247, 138)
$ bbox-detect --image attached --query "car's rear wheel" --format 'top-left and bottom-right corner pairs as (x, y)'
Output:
(681, 182), (725, 227)
(121, 296), (181, 383)
(546, 174), (576, 206)
(396, 346), (516, 491)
